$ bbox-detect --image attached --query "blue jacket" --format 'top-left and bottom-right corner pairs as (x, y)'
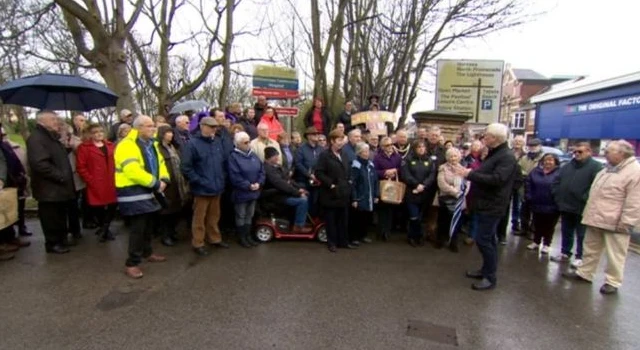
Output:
(350, 157), (379, 211)
(343, 142), (357, 165)
(180, 133), (226, 196)
(294, 142), (321, 183)
(217, 128), (234, 160)
(227, 148), (265, 203)
(526, 166), (560, 214)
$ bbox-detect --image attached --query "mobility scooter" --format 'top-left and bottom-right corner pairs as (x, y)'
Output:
(253, 191), (327, 243)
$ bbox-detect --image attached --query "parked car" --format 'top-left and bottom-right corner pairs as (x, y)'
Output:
(542, 146), (572, 165)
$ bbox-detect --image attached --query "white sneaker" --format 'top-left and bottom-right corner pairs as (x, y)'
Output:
(571, 259), (583, 268)
(550, 253), (570, 262)
(526, 242), (539, 250)
(541, 245), (550, 254)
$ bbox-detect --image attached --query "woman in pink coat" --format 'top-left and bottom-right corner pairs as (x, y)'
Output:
(437, 147), (469, 252)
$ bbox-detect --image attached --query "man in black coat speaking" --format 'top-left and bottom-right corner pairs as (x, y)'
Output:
(27, 111), (77, 254)
(454, 123), (517, 291)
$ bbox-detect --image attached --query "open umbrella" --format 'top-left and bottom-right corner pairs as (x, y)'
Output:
(170, 100), (208, 114)
(0, 73), (118, 111)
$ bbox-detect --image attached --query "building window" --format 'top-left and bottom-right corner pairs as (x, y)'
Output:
(512, 112), (525, 130)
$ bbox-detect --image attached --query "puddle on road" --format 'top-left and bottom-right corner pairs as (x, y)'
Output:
(96, 286), (146, 311)
(406, 319), (458, 346)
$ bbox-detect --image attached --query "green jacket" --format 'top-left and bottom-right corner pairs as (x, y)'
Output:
(552, 157), (603, 215)
(518, 151), (543, 176)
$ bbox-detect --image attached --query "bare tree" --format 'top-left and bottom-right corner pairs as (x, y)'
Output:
(0, 0), (58, 139)
(345, 0), (530, 128)
(52, 0), (145, 111)
(127, 0), (226, 115)
(309, 0), (348, 107)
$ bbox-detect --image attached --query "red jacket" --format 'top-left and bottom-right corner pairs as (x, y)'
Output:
(259, 114), (285, 141)
(76, 140), (117, 206)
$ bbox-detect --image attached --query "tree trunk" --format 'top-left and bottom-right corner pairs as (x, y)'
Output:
(94, 44), (135, 113)
(218, 0), (234, 107)
(330, 8), (344, 114)
(310, 0), (324, 99)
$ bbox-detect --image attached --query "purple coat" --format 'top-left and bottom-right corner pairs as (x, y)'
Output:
(189, 111), (209, 132)
(526, 167), (560, 214)
(374, 150), (402, 180)
(225, 111), (239, 124)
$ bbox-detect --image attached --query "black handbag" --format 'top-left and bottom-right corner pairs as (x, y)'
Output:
(154, 191), (168, 209)
(438, 195), (458, 213)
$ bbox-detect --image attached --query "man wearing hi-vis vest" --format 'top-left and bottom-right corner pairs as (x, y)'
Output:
(114, 115), (170, 279)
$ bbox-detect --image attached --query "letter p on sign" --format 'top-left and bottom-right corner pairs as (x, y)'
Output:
(481, 99), (493, 110)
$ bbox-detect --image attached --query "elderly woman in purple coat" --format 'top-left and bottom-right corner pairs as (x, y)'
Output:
(373, 136), (402, 241)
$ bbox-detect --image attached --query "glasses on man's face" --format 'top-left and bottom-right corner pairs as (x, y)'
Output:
(573, 150), (585, 155)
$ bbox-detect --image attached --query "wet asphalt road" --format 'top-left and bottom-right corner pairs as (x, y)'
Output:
(1, 219), (639, 350)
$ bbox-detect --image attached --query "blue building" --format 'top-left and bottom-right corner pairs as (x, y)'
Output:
(531, 72), (640, 155)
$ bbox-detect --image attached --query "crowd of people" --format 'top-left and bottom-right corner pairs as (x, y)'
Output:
(0, 95), (639, 294)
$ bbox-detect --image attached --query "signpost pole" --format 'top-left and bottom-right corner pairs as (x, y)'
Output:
(475, 78), (482, 123)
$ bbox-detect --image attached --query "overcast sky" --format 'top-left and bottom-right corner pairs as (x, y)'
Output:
(409, 0), (640, 114)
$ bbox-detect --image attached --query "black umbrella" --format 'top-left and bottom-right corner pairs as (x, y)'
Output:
(0, 73), (119, 111)
(169, 100), (208, 114)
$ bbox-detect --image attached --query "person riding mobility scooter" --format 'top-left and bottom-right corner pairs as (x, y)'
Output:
(254, 147), (326, 243)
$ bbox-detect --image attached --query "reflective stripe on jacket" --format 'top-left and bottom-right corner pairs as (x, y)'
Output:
(114, 129), (170, 216)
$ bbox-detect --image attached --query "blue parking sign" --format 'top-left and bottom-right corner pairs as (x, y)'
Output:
(481, 99), (493, 110)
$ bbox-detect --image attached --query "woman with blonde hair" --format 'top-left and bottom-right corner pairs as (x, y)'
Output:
(437, 147), (468, 252)
(76, 123), (118, 242)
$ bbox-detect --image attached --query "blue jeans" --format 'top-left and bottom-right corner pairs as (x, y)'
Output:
(303, 186), (320, 218)
(560, 212), (586, 258)
(474, 214), (502, 284)
(284, 197), (309, 226)
(510, 190), (521, 228)
(234, 200), (256, 227)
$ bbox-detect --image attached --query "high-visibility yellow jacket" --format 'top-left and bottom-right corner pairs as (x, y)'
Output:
(114, 128), (170, 216)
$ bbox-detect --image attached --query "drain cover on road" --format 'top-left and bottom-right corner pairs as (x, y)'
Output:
(406, 319), (458, 346)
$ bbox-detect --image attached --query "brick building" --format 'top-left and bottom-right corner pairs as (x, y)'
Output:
(500, 65), (574, 141)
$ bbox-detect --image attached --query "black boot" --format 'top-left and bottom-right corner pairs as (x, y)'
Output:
(408, 220), (420, 247)
(245, 225), (259, 246)
(237, 226), (251, 248)
(99, 224), (115, 243)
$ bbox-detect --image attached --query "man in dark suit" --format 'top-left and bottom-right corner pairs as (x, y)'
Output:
(27, 111), (77, 254)
(454, 123), (517, 291)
